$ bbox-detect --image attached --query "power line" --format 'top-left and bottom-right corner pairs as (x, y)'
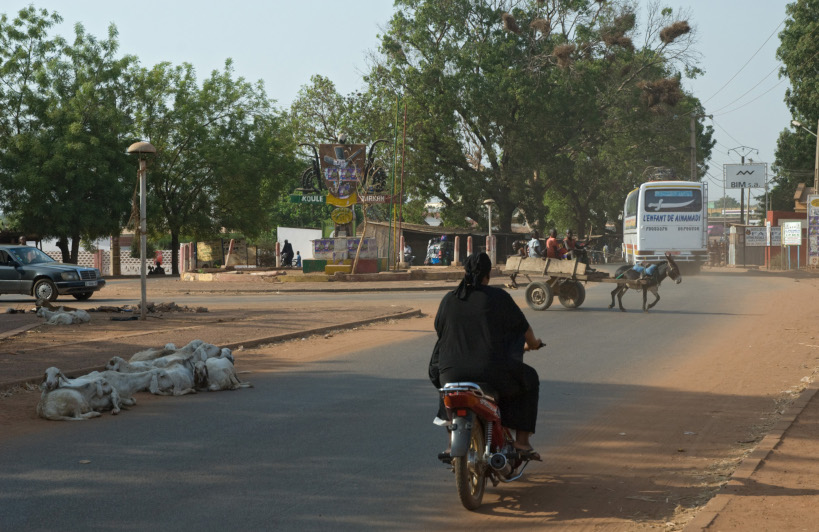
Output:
(710, 64), (782, 114)
(703, 18), (786, 104)
(711, 118), (745, 146)
(714, 78), (788, 116)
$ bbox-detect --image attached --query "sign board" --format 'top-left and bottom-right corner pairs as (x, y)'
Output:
(744, 227), (767, 247)
(808, 194), (819, 266)
(289, 194), (326, 204)
(725, 163), (767, 189)
(359, 194), (393, 204)
(782, 221), (802, 246)
(319, 143), (366, 200)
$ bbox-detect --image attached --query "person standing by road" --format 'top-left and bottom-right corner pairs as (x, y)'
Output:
(428, 252), (544, 458)
(281, 239), (294, 267)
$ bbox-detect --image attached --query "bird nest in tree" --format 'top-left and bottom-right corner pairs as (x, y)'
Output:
(553, 44), (576, 69)
(637, 77), (683, 110)
(502, 13), (521, 34)
(659, 21), (690, 44)
(530, 18), (551, 37)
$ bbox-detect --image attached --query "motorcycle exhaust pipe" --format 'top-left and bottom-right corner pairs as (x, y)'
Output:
(489, 453), (512, 476)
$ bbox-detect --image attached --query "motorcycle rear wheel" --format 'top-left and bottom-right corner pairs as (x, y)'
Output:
(454, 418), (486, 510)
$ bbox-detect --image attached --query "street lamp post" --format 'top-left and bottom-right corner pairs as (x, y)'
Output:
(127, 141), (156, 321)
(483, 198), (495, 237)
(482, 199), (496, 264)
(791, 119), (819, 192)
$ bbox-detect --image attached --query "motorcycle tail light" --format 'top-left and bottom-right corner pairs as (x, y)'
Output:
(444, 392), (480, 410)
(456, 409), (467, 417)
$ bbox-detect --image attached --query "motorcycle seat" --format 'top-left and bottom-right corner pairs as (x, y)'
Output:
(441, 381), (499, 402)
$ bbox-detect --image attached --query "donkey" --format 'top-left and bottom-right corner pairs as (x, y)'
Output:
(609, 252), (682, 312)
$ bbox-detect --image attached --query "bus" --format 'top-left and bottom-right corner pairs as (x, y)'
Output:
(622, 180), (708, 267)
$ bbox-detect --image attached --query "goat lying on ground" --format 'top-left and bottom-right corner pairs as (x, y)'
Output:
(40, 367), (124, 415)
(128, 343), (178, 362)
(36, 387), (102, 421)
(194, 358), (252, 392)
(149, 365), (197, 396)
(36, 307), (91, 325)
(81, 369), (159, 404)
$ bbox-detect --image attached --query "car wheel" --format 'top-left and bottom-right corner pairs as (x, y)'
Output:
(72, 292), (93, 301)
(33, 279), (58, 302)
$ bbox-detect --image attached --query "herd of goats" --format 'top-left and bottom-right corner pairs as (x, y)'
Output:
(38, 339), (251, 421)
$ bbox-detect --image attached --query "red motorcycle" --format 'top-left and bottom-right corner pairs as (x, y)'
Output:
(437, 380), (538, 510)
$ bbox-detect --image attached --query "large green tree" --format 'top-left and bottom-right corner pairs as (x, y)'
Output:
(0, 8), (134, 262)
(131, 60), (298, 273)
(367, 0), (712, 237)
(772, 0), (819, 207)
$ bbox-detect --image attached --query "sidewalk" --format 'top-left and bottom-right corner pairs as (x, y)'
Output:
(684, 381), (819, 531)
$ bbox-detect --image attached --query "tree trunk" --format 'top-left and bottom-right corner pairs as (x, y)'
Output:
(70, 235), (80, 264)
(57, 237), (70, 263)
(171, 232), (180, 275)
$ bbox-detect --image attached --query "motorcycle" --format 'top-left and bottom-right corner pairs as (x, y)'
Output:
(437, 350), (542, 510)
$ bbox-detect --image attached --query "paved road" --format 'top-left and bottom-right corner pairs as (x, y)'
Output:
(0, 271), (774, 530)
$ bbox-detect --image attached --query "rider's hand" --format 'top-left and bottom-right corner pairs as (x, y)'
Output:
(525, 339), (545, 351)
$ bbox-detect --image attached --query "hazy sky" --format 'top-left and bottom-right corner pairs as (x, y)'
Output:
(4, 0), (796, 203)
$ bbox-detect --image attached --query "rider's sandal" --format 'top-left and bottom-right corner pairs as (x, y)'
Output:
(517, 448), (542, 461)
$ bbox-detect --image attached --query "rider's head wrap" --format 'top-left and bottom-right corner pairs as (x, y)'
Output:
(454, 252), (492, 300)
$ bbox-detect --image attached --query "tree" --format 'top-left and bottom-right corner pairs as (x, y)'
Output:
(0, 8), (134, 263)
(131, 60), (298, 273)
(367, 0), (711, 237)
(773, 0), (819, 205)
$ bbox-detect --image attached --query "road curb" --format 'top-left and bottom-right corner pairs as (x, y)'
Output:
(0, 322), (40, 341)
(683, 380), (819, 531)
(220, 308), (423, 350)
(0, 308), (423, 391)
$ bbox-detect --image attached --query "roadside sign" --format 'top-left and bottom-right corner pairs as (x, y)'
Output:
(725, 163), (767, 189)
(808, 194), (819, 267)
(782, 221), (802, 246)
(289, 194), (326, 204)
(745, 227), (767, 247)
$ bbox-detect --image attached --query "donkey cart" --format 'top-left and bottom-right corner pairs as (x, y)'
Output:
(503, 256), (647, 311)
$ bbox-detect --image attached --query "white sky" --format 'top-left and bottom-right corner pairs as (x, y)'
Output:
(3, 0), (795, 206)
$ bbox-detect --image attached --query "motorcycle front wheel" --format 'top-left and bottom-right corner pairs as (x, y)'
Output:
(454, 418), (486, 510)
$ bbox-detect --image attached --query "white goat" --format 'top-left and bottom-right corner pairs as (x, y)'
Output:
(106, 356), (157, 374)
(128, 343), (178, 362)
(82, 369), (159, 404)
(41, 367), (124, 414)
(36, 307), (91, 325)
(194, 358), (252, 392)
(36, 387), (102, 421)
(149, 365), (197, 396)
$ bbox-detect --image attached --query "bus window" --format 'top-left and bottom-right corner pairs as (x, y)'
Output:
(625, 190), (639, 218)
(644, 189), (702, 213)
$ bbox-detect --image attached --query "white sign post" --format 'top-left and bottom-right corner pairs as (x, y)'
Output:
(782, 221), (803, 270)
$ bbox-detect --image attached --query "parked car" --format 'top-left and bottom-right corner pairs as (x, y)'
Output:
(0, 245), (105, 302)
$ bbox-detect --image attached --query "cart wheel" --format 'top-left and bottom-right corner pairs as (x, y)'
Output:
(558, 281), (586, 309)
(525, 282), (553, 311)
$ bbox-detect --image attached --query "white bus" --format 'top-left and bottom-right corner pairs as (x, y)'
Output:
(622, 180), (708, 266)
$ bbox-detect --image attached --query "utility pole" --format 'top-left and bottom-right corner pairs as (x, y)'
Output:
(728, 146), (758, 225)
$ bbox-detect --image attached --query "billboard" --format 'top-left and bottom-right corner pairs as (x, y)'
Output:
(725, 163), (767, 189)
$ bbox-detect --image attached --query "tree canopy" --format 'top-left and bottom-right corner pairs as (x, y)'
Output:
(772, 0), (819, 207)
(366, 0), (713, 236)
